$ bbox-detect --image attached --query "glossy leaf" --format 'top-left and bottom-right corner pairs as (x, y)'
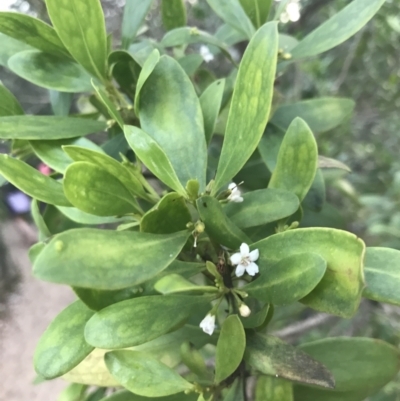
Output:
(206, 0), (255, 39)
(34, 300), (94, 379)
(105, 351), (194, 397)
(64, 162), (140, 216)
(363, 247), (400, 306)
(0, 12), (69, 57)
(213, 22), (278, 193)
(141, 192), (191, 234)
(270, 98), (355, 134)
(253, 228), (365, 318)
(224, 188), (300, 228)
(0, 115), (106, 140)
(0, 32), (33, 66)
(295, 337), (400, 401)
(256, 376), (293, 401)
(244, 253), (326, 305)
(8, 50), (93, 92)
(197, 195), (251, 249)
(239, 0), (273, 28)
(49, 91), (73, 116)
(161, 0), (186, 31)
(138, 55), (207, 190)
(290, 0), (386, 59)
(121, 0), (154, 49)
(0, 82), (24, 116)
(124, 125), (186, 195)
(84, 295), (211, 348)
(268, 118), (318, 202)
(155, 274), (218, 295)
(31, 199), (52, 240)
(0, 154), (70, 206)
(215, 315), (246, 383)
(46, 0), (108, 80)
(33, 228), (190, 289)
(109, 50), (141, 96)
(245, 333), (335, 388)
(200, 79), (225, 144)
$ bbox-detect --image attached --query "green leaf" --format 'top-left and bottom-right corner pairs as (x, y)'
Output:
(0, 12), (69, 57)
(98, 390), (197, 401)
(0, 81), (24, 116)
(268, 118), (318, 202)
(121, 0), (154, 50)
(302, 169), (326, 212)
(200, 79), (225, 145)
(240, 299), (270, 329)
(0, 154), (71, 206)
(239, 0), (273, 28)
(8, 50), (93, 92)
(270, 98), (355, 134)
(363, 247), (400, 306)
(155, 274), (218, 295)
(253, 228), (365, 318)
(31, 199), (52, 240)
(245, 333), (335, 388)
(224, 188), (300, 229)
(223, 379), (244, 401)
(178, 54), (204, 76)
(258, 124), (284, 172)
(63, 162), (140, 216)
(46, 0), (108, 80)
(213, 22), (278, 193)
(34, 300), (94, 379)
(290, 0), (386, 59)
(49, 91), (73, 116)
(0, 32), (33, 66)
(105, 351), (194, 397)
(215, 315), (246, 383)
(33, 228), (190, 289)
(84, 295), (211, 348)
(295, 337), (400, 401)
(180, 341), (210, 379)
(215, 24), (247, 47)
(197, 195), (251, 249)
(256, 376), (293, 401)
(124, 125), (186, 196)
(206, 0), (255, 39)
(318, 156), (351, 172)
(0, 115), (106, 140)
(244, 253), (326, 305)
(138, 55), (207, 191)
(161, 0), (186, 31)
(141, 192), (191, 234)
(57, 383), (87, 401)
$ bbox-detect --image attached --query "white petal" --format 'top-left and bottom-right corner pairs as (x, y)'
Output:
(249, 249), (259, 262)
(239, 304), (251, 317)
(230, 252), (242, 265)
(233, 196), (244, 203)
(228, 182), (237, 190)
(199, 314), (215, 335)
(235, 264), (246, 277)
(246, 262), (259, 276)
(240, 243), (250, 256)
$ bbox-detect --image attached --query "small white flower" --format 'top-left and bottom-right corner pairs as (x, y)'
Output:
(239, 304), (251, 317)
(199, 45), (214, 63)
(228, 182), (243, 203)
(199, 313), (216, 335)
(230, 243), (259, 277)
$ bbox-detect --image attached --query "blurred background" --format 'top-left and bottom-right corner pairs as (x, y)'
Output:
(0, 0), (399, 399)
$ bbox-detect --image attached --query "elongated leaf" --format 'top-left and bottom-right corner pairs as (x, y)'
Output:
(64, 162), (140, 216)
(291, 0), (386, 59)
(161, 0), (186, 31)
(84, 295), (211, 348)
(33, 228), (190, 289)
(244, 253), (326, 305)
(138, 55), (207, 190)
(318, 156), (351, 172)
(215, 24), (247, 47)
(239, 0), (273, 28)
(105, 351), (193, 397)
(224, 188), (299, 228)
(200, 79), (225, 144)
(197, 195), (251, 249)
(295, 337), (400, 401)
(256, 376), (293, 401)
(124, 125), (186, 196)
(0, 82), (24, 116)
(121, 0), (154, 49)
(31, 199), (52, 240)
(363, 247), (400, 306)
(258, 124), (284, 172)
(46, 0), (108, 80)
(268, 118), (318, 202)
(98, 390), (197, 401)
(178, 54), (203, 76)
(8, 50), (93, 92)
(206, 0), (255, 39)
(215, 315), (246, 383)
(0, 154), (70, 206)
(57, 383), (87, 401)
(0, 12), (69, 57)
(34, 300), (94, 379)
(213, 22), (278, 193)
(223, 379), (244, 401)
(302, 169), (326, 212)
(0, 32), (33, 66)
(49, 91), (73, 116)
(253, 228), (365, 317)
(245, 333), (335, 388)
(155, 274), (217, 295)
(270, 98), (355, 134)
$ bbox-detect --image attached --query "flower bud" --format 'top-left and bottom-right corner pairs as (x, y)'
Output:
(239, 303), (251, 317)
